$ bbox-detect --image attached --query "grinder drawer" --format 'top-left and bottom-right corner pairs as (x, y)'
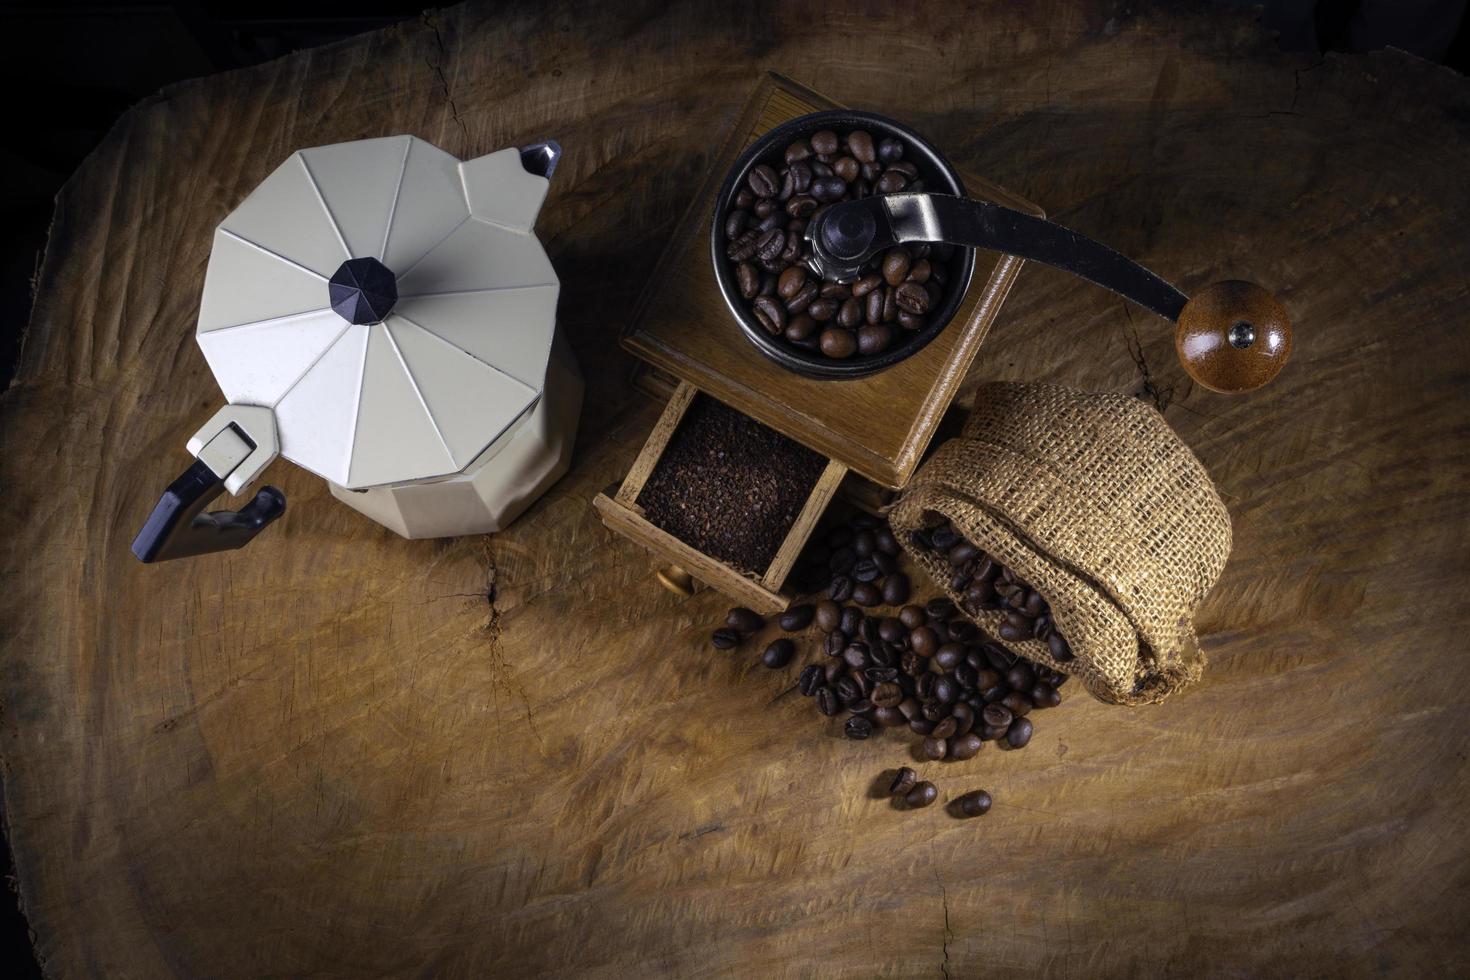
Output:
(594, 381), (847, 613)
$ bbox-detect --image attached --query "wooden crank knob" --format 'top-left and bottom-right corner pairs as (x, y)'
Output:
(1175, 281), (1292, 393)
(656, 565), (697, 597)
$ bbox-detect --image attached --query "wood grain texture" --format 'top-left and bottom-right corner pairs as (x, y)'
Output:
(2, 2), (1469, 977)
(623, 73), (1038, 489)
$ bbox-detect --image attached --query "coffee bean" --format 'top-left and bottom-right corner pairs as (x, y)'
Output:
(909, 626), (939, 657)
(997, 620), (1031, 642)
(1031, 684), (1062, 709)
(877, 137), (904, 163)
(726, 228), (761, 261)
(812, 176), (847, 202)
(711, 627), (741, 650)
(1001, 692), (1033, 718)
(875, 170), (907, 194)
(1048, 632), (1074, 661)
(755, 227), (785, 263)
(824, 660), (844, 684)
(926, 597), (957, 620)
(842, 645), (870, 670)
(798, 664), (824, 695)
(776, 266), (806, 300)
(1006, 716), (1034, 748)
(950, 702), (975, 736)
(871, 570), (908, 605)
(895, 280), (932, 314)
(923, 736), (949, 761)
(810, 130), (839, 155)
(839, 606), (863, 636)
(834, 675), (861, 705)
(889, 767), (919, 798)
(786, 281), (818, 314)
(823, 631), (846, 658)
(907, 258), (932, 284)
(931, 716), (958, 740)
(1005, 664), (1035, 691)
(852, 557), (882, 583)
(845, 716), (874, 740)
(752, 294), (786, 334)
(949, 733), (983, 761)
(858, 617), (883, 647)
(934, 643), (965, 672)
(877, 617), (906, 644)
(955, 789), (992, 817)
(852, 582), (882, 607)
(982, 703), (1013, 728)
(734, 188), (755, 209)
(770, 605), (809, 633)
(898, 604), (928, 630)
(734, 261), (760, 301)
(949, 540), (980, 566)
(816, 686), (840, 716)
(882, 249), (911, 286)
(753, 639), (794, 672)
(828, 574), (854, 602)
(837, 297), (863, 329)
(832, 155), (860, 182)
(905, 781), (939, 808)
(871, 682), (903, 709)
(933, 676), (958, 704)
(748, 163), (779, 198)
(874, 705), (906, 727)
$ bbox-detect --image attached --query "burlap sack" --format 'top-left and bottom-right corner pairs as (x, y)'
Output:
(888, 383), (1231, 705)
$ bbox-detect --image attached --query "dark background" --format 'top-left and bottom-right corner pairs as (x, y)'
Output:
(0, 0), (1465, 975)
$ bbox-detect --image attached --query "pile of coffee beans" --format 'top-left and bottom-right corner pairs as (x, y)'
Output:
(907, 517), (1074, 662)
(640, 396), (827, 575)
(722, 128), (956, 361)
(710, 509), (1073, 820)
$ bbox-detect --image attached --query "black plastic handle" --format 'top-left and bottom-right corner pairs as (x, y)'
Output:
(131, 459), (285, 563)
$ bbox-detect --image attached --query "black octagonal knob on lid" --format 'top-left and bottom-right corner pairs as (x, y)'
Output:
(329, 257), (398, 325)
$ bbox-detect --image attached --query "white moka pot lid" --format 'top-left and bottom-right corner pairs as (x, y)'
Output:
(195, 135), (560, 490)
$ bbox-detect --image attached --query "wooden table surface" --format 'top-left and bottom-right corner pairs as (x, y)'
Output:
(2, 2), (1467, 977)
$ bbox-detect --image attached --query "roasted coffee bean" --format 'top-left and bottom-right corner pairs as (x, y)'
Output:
(985, 644), (1018, 670)
(812, 176), (847, 202)
(827, 573), (853, 602)
(982, 703), (1013, 729)
(866, 666), (899, 684)
(949, 733), (983, 761)
(734, 261), (759, 300)
(711, 627), (741, 650)
(878, 617), (906, 644)
(948, 540), (980, 567)
(877, 137), (904, 163)
(933, 676), (958, 704)
(725, 210), (750, 240)
(920, 697), (948, 722)
(909, 626), (939, 658)
(909, 717), (935, 736)
(997, 620), (1031, 642)
(753, 197), (776, 219)
(1005, 664), (1035, 691)
(839, 606), (864, 636)
(852, 557), (882, 583)
(824, 660), (845, 684)
(748, 163), (780, 198)
(835, 674), (863, 704)
(858, 617), (883, 647)
(823, 631), (847, 658)
(869, 641), (897, 669)
(734, 188), (755, 209)
(756, 210), (785, 233)
(905, 781), (939, 808)
(820, 282), (852, 300)
(752, 295), (786, 334)
(895, 280), (932, 314)
(896, 311), (925, 332)
(809, 298), (840, 322)
(923, 736), (949, 761)
(889, 766), (918, 797)
(964, 579), (995, 609)
(872, 526), (899, 555)
(844, 716), (874, 740)
(831, 155), (859, 182)
(837, 297), (863, 329)
(777, 266), (807, 300)
(787, 280), (819, 314)
(852, 582), (882, 607)
(798, 664), (825, 695)
(949, 621), (979, 644)
(755, 227), (786, 263)
(934, 643), (965, 672)
(926, 597), (956, 620)
(785, 140), (813, 164)
(784, 313), (817, 342)
(846, 129), (875, 163)
(848, 695), (875, 714)
(898, 604), (928, 630)
(1006, 716), (1034, 748)
(882, 249), (911, 286)
(1023, 590), (1046, 617)
(871, 570), (907, 605)
(950, 702), (976, 737)
(850, 272), (882, 298)
(871, 682), (904, 708)
(829, 546), (857, 573)
(876, 170), (908, 194)
(815, 327), (855, 359)
(1031, 684), (1062, 709)
(786, 194), (818, 218)
(816, 686), (840, 716)
(1002, 692), (1033, 718)
(726, 228), (761, 261)
(843, 645), (870, 670)
(898, 697), (923, 721)
(810, 130), (839, 155)
(762, 639), (795, 668)
(873, 705), (906, 728)
(931, 716), (958, 740)
(955, 789), (992, 817)
(907, 258), (932, 284)
(724, 607), (763, 633)
(929, 524), (960, 550)
(1048, 632), (1074, 661)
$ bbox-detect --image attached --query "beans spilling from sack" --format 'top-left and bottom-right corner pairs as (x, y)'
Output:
(711, 511), (1072, 817)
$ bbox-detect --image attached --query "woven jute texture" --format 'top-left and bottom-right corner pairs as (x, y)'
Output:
(889, 383), (1232, 705)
